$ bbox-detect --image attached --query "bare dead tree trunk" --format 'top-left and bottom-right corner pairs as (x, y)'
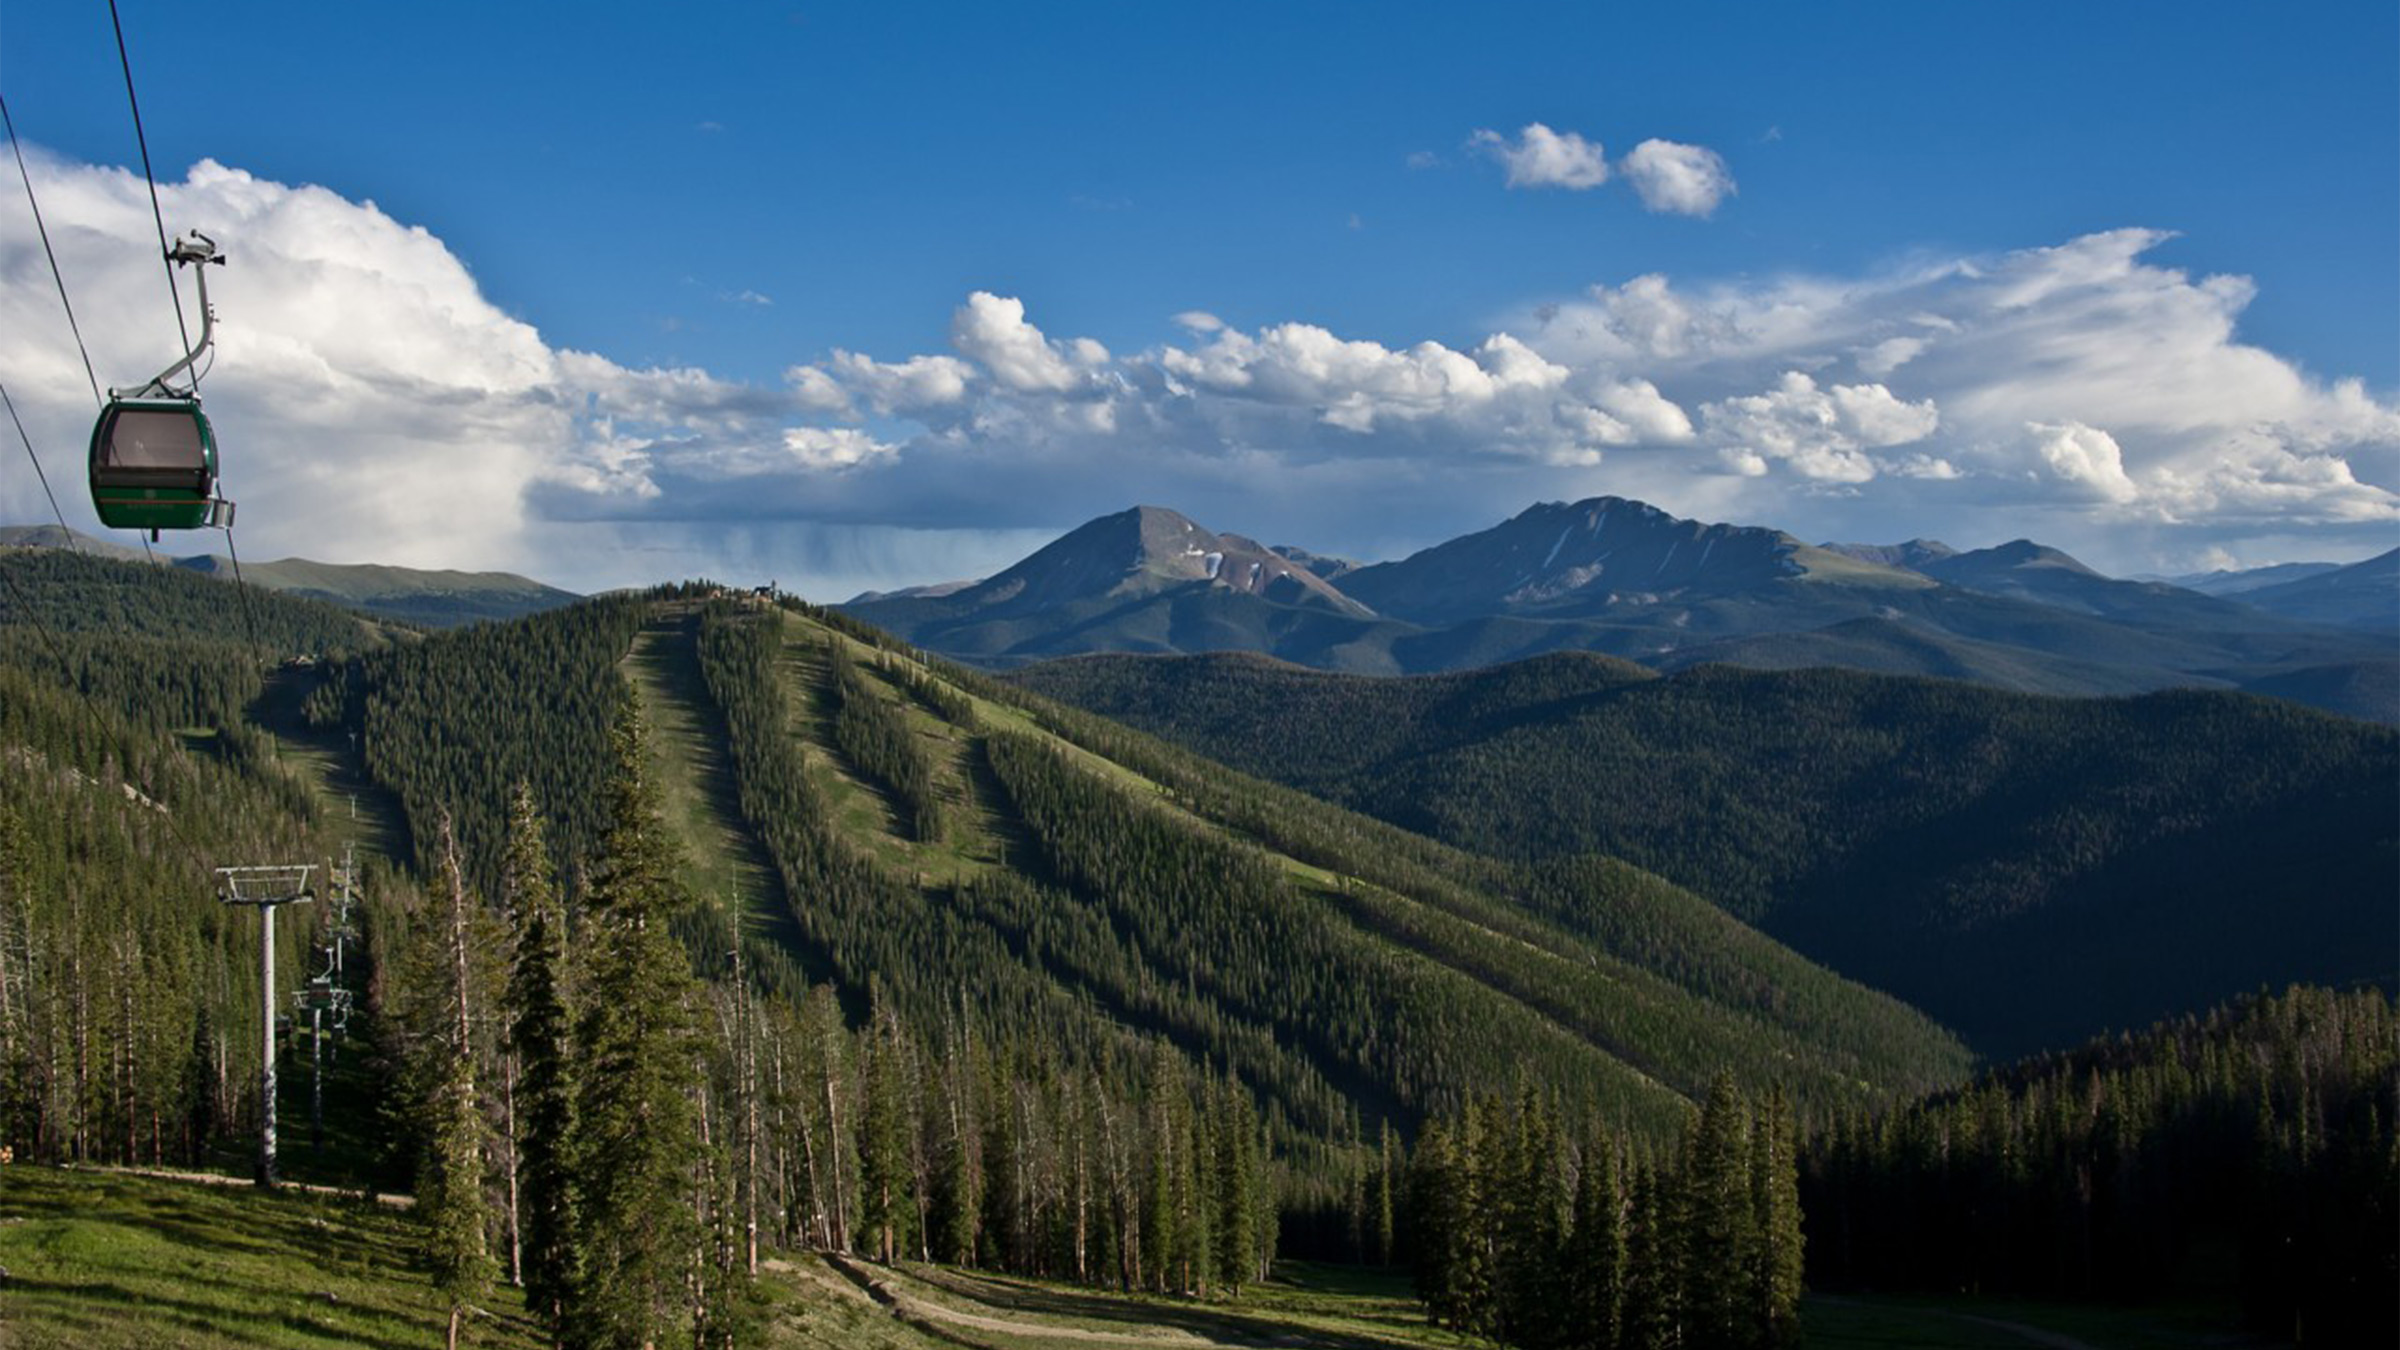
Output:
(118, 928), (137, 1163)
(1095, 1085), (1134, 1290)
(733, 951), (758, 1277)
(503, 1050), (523, 1286)
(1072, 1079), (1089, 1284)
(822, 1056), (850, 1253)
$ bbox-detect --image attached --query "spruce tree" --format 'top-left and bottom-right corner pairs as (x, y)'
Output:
(1141, 1051), (1179, 1291)
(857, 1001), (916, 1264)
(1749, 1086), (1804, 1350)
(1683, 1071), (1756, 1350)
(1619, 1160), (1679, 1350)
(564, 695), (707, 1349)
(1409, 1120), (1459, 1322)
(929, 1024), (984, 1267)
(1496, 1085), (1569, 1348)
(1177, 1078), (1214, 1295)
(503, 784), (578, 1337)
(1214, 1072), (1258, 1294)
(1568, 1134), (1625, 1350)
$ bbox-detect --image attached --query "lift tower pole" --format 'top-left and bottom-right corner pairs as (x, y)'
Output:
(218, 865), (314, 1187)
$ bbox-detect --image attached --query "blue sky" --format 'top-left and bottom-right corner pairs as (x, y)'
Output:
(2, 1), (2394, 593)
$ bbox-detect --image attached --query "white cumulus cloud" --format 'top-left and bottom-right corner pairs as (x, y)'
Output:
(1702, 373), (1940, 484)
(1618, 139), (1737, 217)
(950, 291), (1107, 394)
(2029, 421), (2139, 503)
(1470, 123), (1611, 190)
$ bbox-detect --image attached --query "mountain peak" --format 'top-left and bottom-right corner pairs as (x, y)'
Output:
(1822, 539), (1959, 572)
(1342, 495), (1914, 622)
(1974, 539), (2098, 574)
(861, 505), (1369, 623)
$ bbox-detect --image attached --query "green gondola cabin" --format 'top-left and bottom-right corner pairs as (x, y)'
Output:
(88, 396), (222, 532)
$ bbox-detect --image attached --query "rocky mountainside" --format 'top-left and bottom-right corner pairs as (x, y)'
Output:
(843, 498), (2395, 720)
(1339, 497), (1930, 624)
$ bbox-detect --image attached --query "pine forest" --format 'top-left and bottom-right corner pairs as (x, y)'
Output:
(0, 546), (2390, 1347)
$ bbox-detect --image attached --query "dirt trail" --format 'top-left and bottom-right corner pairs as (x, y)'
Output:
(824, 1254), (1274, 1348)
(60, 1162), (413, 1208)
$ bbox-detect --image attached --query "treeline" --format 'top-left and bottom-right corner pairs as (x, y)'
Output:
(1805, 985), (2397, 1344)
(1408, 1074), (1802, 1350)
(384, 697), (1283, 1347)
(819, 638), (946, 842)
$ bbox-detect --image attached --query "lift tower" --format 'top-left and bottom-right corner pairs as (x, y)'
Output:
(218, 865), (314, 1187)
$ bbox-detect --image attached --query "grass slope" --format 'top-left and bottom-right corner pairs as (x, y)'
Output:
(0, 1166), (540, 1349)
(624, 604), (786, 920)
(0, 1168), (2268, 1350)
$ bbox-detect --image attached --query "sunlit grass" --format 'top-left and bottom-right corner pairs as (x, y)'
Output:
(0, 1164), (539, 1349)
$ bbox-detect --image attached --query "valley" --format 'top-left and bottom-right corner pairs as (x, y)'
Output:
(1016, 649), (2399, 1058)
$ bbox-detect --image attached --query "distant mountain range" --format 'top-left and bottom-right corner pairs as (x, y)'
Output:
(845, 500), (2398, 723)
(0, 525), (579, 627)
(2167, 559), (2344, 596)
(2222, 548), (2397, 631)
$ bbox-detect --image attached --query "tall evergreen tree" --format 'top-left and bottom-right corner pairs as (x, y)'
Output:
(928, 1020), (984, 1267)
(503, 784), (578, 1339)
(1568, 1135), (1626, 1350)
(564, 695), (708, 1349)
(1682, 1071), (1755, 1349)
(1619, 1160), (1679, 1350)
(1495, 1084), (1569, 1348)
(1215, 1072), (1260, 1293)
(857, 999), (917, 1264)
(1748, 1087), (1804, 1349)
(1141, 1049), (1180, 1292)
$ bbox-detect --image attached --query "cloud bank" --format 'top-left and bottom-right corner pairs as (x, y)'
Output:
(2, 154), (2391, 593)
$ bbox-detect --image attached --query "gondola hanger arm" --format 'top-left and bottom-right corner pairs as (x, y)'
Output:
(120, 229), (223, 400)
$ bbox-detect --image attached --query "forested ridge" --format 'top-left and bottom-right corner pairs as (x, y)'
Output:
(1016, 650), (2400, 1056)
(1, 544), (390, 651)
(316, 590), (650, 892)
(301, 589), (1964, 1144)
